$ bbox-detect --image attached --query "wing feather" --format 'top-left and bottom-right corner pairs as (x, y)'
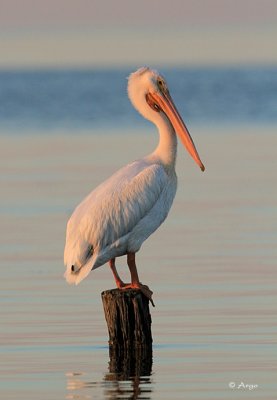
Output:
(64, 160), (169, 282)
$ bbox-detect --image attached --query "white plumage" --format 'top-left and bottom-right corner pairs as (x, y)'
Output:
(64, 159), (176, 284)
(64, 67), (204, 300)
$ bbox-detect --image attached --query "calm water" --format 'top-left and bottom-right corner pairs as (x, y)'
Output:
(0, 67), (277, 131)
(1, 67), (277, 399)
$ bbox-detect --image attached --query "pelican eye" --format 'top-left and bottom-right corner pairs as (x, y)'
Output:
(157, 78), (165, 90)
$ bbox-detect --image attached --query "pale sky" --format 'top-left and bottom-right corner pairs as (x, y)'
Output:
(1, 0), (277, 67)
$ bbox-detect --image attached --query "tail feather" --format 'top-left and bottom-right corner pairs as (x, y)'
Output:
(64, 255), (96, 285)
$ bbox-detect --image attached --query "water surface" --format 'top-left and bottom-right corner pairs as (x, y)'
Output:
(0, 67), (277, 131)
(1, 127), (276, 399)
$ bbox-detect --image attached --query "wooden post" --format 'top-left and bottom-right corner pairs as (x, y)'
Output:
(102, 288), (153, 379)
(101, 288), (153, 347)
(107, 342), (153, 380)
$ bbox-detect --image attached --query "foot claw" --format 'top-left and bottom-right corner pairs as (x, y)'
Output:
(116, 281), (129, 289)
(116, 282), (155, 307)
(138, 284), (155, 307)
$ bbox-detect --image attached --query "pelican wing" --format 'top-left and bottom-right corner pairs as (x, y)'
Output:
(64, 160), (171, 283)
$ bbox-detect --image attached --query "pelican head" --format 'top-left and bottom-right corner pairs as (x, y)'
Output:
(128, 67), (205, 171)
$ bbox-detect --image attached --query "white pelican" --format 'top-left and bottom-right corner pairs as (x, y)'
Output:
(64, 67), (204, 304)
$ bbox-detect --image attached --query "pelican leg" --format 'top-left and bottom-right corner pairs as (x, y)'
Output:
(126, 252), (140, 286)
(109, 258), (128, 289)
(127, 252), (155, 306)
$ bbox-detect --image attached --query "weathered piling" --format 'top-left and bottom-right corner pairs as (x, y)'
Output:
(107, 341), (153, 380)
(102, 289), (153, 379)
(101, 288), (153, 347)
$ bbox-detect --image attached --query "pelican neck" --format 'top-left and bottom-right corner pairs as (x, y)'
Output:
(151, 116), (177, 168)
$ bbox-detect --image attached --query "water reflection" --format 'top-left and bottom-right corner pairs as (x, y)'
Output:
(104, 345), (153, 399)
(66, 345), (153, 399)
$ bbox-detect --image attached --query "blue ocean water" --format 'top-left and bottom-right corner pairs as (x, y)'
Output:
(0, 67), (276, 132)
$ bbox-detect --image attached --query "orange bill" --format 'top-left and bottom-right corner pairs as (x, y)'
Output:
(151, 91), (205, 171)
